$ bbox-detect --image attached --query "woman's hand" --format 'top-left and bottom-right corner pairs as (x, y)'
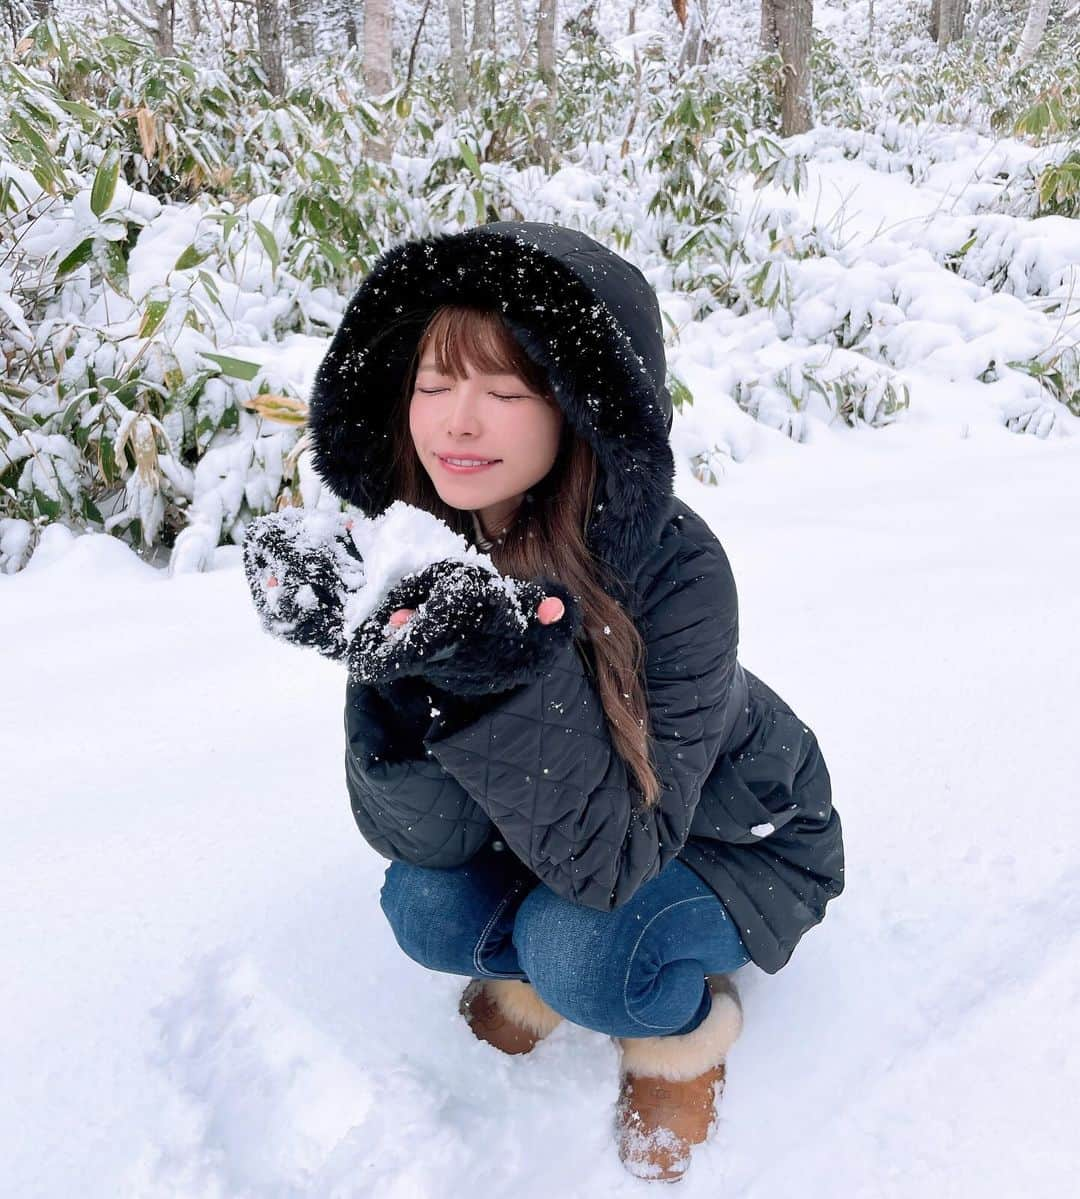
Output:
(242, 507), (364, 661)
(348, 560), (579, 697)
(386, 594), (566, 631)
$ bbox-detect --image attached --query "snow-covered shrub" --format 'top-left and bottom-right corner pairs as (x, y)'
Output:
(3, 3), (1079, 574)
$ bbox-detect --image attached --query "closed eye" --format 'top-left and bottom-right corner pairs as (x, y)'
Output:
(416, 388), (528, 401)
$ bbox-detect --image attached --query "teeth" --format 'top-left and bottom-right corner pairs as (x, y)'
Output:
(445, 457), (494, 466)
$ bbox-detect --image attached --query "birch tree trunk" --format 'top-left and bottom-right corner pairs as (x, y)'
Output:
(936, 0), (966, 46)
(1015, 0), (1051, 66)
(255, 0), (285, 95)
(761, 0), (779, 51)
(510, 0), (528, 56)
(677, 0), (711, 68)
(145, 1), (175, 55)
(186, 0), (202, 39)
(776, 0), (812, 136)
(446, 0), (469, 112)
(363, 0), (394, 162)
(536, 0), (557, 171)
(290, 0), (316, 57)
(471, 0), (495, 54)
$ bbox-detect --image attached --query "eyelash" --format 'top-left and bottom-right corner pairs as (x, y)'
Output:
(417, 387), (525, 401)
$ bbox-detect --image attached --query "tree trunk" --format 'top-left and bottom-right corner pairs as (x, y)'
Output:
(1015, 0), (1051, 66)
(255, 0), (285, 95)
(362, 0), (394, 161)
(471, 0), (495, 54)
(776, 0), (812, 136)
(363, 0), (393, 96)
(290, 0), (316, 57)
(760, 0), (779, 51)
(936, 0), (966, 46)
(510, 0), (528, 57)
(446, 0), (469, 112)
(146, 1), (175, 55)
(536, 0), (557, 171)
(677, 0), (711, 68)
(186, 0), (202, 40)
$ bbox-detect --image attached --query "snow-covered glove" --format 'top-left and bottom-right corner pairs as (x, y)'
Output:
(348, 559), (581, 698)
(242, 506), (365, 661)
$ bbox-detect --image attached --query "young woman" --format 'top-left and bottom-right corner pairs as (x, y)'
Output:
(243, 221), (845, 1182)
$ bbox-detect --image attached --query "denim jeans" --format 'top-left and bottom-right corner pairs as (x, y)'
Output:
(379, 841), (752, 1039)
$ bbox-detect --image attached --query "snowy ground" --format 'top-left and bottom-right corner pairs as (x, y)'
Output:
(4, 408), (1079, 1196)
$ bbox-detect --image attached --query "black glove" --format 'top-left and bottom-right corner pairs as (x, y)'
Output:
(348, 558), (581, 698)
(242, 507), (364, 661)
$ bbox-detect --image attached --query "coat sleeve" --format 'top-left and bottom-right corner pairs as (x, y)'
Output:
(422, 535), (741, 909)
(344, 677), (494, 868)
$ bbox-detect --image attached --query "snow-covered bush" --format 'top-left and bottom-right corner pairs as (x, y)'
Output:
(3, 3), (1079, 575)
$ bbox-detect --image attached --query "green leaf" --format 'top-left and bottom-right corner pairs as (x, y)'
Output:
(318, 239), (346, 270)
(199, 351), (261, 381)
(90, 147), (121, 218)
(82, 495), (104, 523)
(458, 141), (482, 178)
(253, 220), (280, 277)
(137, 298), (169, 339)
(58, 392), (88, 432)
(33, 488), (61, 519)
(56, 99), (101, 124)
(102, 238), (130, 297)
(667, 373), (694, 413)
(55, 238), (94, 276)
(174, 243), (210, 271)
(171, 369), (215, 408)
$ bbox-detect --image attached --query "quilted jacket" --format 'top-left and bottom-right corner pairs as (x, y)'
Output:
(307, 221), (844, 974)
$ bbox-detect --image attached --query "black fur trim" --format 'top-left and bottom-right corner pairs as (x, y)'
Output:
(307, 223), (676, 586)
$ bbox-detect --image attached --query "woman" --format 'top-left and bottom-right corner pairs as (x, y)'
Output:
(243, 221), (844, 1182)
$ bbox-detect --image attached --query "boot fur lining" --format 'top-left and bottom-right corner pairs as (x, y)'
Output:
(485, 979), (565, 1038)
(616, 974), (744, 1082)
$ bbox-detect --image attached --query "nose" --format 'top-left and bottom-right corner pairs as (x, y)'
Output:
(445, 379), (486, 437)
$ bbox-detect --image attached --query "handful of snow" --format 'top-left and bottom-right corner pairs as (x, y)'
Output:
(340, 501), (498, 635)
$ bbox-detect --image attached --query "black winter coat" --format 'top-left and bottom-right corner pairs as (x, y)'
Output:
(307, 221), (844, 974)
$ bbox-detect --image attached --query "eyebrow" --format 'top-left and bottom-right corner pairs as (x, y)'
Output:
(416, 363), (529, 384)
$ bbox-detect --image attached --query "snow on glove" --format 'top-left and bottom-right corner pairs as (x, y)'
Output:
(242, 506), (365, 661)
(348, 558), (581, 698)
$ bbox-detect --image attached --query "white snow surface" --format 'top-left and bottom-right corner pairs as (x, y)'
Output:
(5, 117), (1080, 1193)
(3, 419), (1078, 1196)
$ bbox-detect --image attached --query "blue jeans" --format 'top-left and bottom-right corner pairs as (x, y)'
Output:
(379, 842), (752, 1039)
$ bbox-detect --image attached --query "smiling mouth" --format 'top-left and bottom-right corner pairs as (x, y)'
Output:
(436, 453), (502, 470)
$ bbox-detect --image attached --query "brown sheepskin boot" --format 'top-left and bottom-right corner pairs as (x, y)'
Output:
(613, 974), (744, 1183)
(459, 978), (564, 1055)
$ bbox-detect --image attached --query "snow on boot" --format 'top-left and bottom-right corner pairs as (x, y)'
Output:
(459, 978), (564, 1055)
(613, 973), (744, 1183)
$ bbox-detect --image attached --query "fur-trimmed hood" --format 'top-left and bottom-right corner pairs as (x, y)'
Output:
(307, 221), (676, 585)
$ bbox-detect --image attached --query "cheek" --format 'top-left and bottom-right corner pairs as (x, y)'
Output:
(542, 409), (564, 464)
(407, 396), (427, 446)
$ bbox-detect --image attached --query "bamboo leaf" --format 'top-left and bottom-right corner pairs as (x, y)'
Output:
(138, 298), (169, 339)
(55, 238), (94, 276)
(199, 351), (261, 381)
(90, 146), (121, 218)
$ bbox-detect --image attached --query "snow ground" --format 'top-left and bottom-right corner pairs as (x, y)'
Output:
(3, 412), (1078, 1196)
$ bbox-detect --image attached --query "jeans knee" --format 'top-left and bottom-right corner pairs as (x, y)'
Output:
(512, 888), (615, 1027)
(379, 858), (528, 978)
(379, 862), (467, 970)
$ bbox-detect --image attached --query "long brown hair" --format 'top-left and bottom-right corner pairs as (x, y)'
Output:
(386, 304), (662, 808)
